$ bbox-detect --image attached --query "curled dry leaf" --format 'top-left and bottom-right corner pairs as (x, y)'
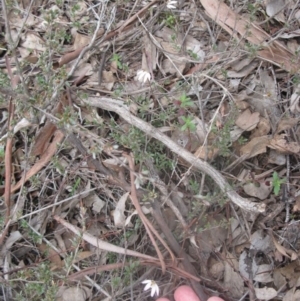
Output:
(185, 35), (205, 61)
(0, 231), (23, 266)
(265, 0), (286, 23)
(230, 57), (255, 72)
(103, 157), (126, 172)
(240, 136), (269, 158)
(276, 117), (299, 133)
(269, 134), (300, 154)
(142, 34), (157, 73)
(113, 192), (130, 228)
(290, 83), (300, 113)
(240, 230), (275, 283)
(283, 288), (300, 301)
(8, 9), (23, 28)
(254, 287), (277, 301)
(243, 179), (272, 200)
(250, 230), (274, 253)
(224, 252), (244, 298)
(239, 249), (258, 281)
(84, 193), (105, 214)
(235, 109), (260, 131)
(274, 261), (300, 289)
(0, 118), (32, 141)
(101, 70), (116, 90)
(293, 196), (300, 212)
(250, 117), (271, 138)
(21, 33), (46, 51)
(72, 63), (93, 77)
(230, 126), (244, 142)
(61, 286), (91, 301)
(11, 130), (65, 193)
(229, 78), (240, 91)
(37, 243), (63, 269)
(227, 61), (258, 78)
(272, 234), (298, 260)
(254, 264), (274, 283)
(194, 145), (219, 160)
(155, 27), (187, 76)
(72, 31), (91, 50)
(268, 149), (286, 165)
(171, 128), (201, 152)
(209, 261), (224, 279)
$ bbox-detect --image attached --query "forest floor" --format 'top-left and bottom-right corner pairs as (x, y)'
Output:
(1, 0), (300, 300)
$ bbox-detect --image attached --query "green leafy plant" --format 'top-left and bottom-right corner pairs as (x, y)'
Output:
(14, 262), (58, 301)
(19, 220), (42, 244)
(179, 93), (193, 108)
(70, 177), (81, 196)
(245, 42), (261, 58)
(272, 172), (286, 196)
(292, 75), (300, 85)
(110, 53), (123, 70)
(180, 115), (196, 131)
(189, 179), (200, 194)
(238, 136), (248, 145)
(211, 107), (238, 157)
(187, 49), (199, 60)
(164, 13), (176, 28)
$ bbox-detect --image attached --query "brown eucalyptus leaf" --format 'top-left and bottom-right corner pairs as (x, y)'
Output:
(235, 109), (260, 131)
(240, 136), (269, 158)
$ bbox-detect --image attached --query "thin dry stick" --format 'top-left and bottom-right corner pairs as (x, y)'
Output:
(0, 57), (16, 246)
(85, 97), (266, 213)
(124, 153), (176, 273)
(4, 99), (13, 219)
(54, 215), (157, 261)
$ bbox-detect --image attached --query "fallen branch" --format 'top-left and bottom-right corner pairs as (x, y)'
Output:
(54, 215), (157, 261)
(85, 97), (266, 213)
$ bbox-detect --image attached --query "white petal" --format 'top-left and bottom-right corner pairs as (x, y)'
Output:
(136, 69), (151, 83)
(137, 70), (144, 77)
(143, 281), (152, 291)
(151, 283), (159, 297)
(144, 72), (151, 82)
(150, 287), (155, 297)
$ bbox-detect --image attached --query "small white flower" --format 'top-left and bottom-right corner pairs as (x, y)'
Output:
(136, 69), (151, 83)
(167, 0), (177, 9)
(142, 280), (159, 297)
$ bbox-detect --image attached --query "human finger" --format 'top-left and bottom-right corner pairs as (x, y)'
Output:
(208, 297), (225, 301)
(174, 285), (201, 301)
(156, 298), (170, 301)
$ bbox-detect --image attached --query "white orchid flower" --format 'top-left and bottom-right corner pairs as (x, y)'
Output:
(136, 69), (151, 83)
(142, 279), (159, 297)
(167, 0), (177, 9)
